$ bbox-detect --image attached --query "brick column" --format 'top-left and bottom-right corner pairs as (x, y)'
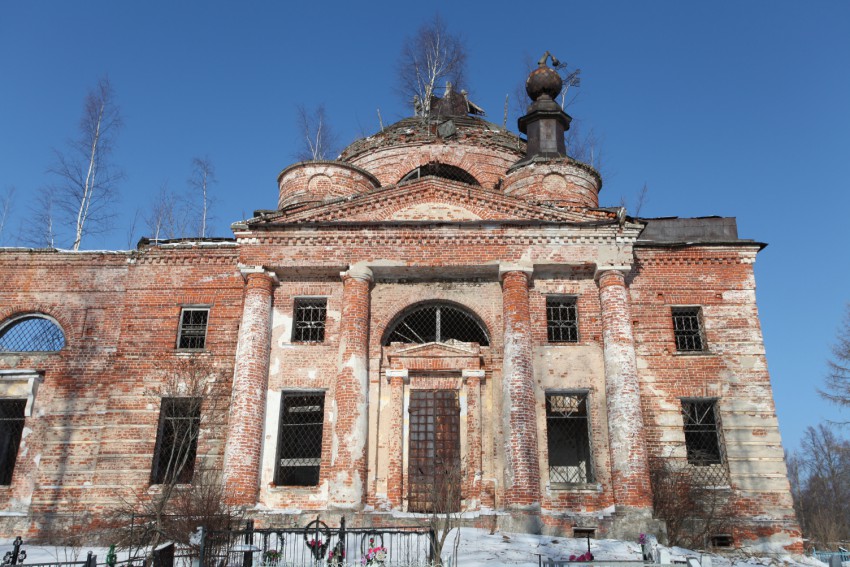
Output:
(500, 269), (540, 508)
(385, 370), (406, 508)
(463, 370), (484, 508)
(223, 269), (277, 506)
(596, 268), (653, 512)
(328, 265), (372, 509)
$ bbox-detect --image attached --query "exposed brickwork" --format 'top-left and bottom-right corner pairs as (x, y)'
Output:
(277, 161), (380, 208)
(501, 270), (541, 507)
(504, 159), (601, 208)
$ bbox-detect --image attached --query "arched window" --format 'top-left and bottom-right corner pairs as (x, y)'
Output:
(399, 163), (479, 186)
(0, 315), (66, 352)
(383, 303), (489, 346)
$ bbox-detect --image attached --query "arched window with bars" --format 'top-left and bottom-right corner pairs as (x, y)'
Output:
(383, 302), (489, 346)
(0, 314), (66, 353)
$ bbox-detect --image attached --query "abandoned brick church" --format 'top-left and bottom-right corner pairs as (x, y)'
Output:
(0, 60), (800, 551)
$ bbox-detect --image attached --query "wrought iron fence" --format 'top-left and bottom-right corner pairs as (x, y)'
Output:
(201, 519), (434, 567)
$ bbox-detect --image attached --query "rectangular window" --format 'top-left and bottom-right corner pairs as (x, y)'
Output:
(151, 397), (201, 484)
(547, 296), (578, 343)
(177, 308), (209, 350)
(682, 400), (722, 466)
(0, 400), (26, 485)
(672, 306), (705, 352)
(546, 393), (594, 484)
(275, 392), (325, 486)
(292, 299), (327, 343)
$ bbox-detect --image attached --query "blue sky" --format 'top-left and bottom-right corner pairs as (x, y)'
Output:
(1, 1), (849, 451)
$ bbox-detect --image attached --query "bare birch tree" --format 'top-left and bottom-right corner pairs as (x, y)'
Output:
(145, 182), (184, 241)
(23, 187), (59, 248)
(397, 15), (467, 116)
(295, 104), (339, 161)
(49, 77), (122, 250)
(188, 157), (215, 238)
(0, 187), (15, 245)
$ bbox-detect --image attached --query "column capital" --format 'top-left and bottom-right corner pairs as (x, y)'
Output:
(238, 265), (279, 284)
(462, 369), (486, 383)
(341, 263), (373, 283)
(594, 265), (631, 282)
(499, 263), (533, 280)
(385, 368), (409, 384)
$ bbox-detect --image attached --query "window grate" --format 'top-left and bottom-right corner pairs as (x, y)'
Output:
(293, 299), (326, 343)
(0, 400), (26, 485)
(408, 390), (461, 513)
(547, 297), (578, 343)
(275, 393), (325, 486)
(177, 308), (209, 350)
(672, 307), (705, 351)
(546, 393), (594, 484)
(384, 303), (489, 346)
(0, 316), (65, 352)
(151, 398), (201, 484)
(682, 400), (728, 485)
(399, 163), (479, 186)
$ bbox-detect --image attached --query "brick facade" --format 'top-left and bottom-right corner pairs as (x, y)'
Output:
(0, 79), (800, 552)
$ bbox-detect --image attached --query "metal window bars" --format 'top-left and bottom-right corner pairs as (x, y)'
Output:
(546, 394), (594, 484)
(547, 297), (578, 343)
(672, 307), (705, 351)
(383, 303), (489, 346)
(682, 400), (729, 486)
(292, 299), (326, 343)
(399, 163), (480, 186)
(177, 309), (209, 350)
(0, 316), (65, 352)
(275, 393), (325, 486)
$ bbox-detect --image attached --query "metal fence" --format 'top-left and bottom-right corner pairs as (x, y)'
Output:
(201, 519), (434, 567)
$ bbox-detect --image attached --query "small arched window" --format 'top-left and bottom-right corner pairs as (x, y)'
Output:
(399, 163), (479, 186)
(383, 303), (489, 346)
(0, 315), (66, 353)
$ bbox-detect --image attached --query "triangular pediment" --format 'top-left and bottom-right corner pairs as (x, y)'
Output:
(390, 341), (479, 357)
(250, 178), (615, 226)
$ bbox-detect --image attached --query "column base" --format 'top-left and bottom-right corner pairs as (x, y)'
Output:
(608, 507), (667, 542)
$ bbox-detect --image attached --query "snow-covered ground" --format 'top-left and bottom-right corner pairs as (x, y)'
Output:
(0, 529), (825, 567)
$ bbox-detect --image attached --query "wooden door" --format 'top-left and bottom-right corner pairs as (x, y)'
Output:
(408, 389), (461, 513)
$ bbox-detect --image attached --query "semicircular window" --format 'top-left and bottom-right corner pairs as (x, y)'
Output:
(384, 303), (489, 346)
(399, 163), (480, 186)
(0, 315), (66, 352)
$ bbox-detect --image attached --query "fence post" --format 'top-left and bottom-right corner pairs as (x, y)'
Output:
(242, 520), (255, 567)
(86, 552), (97, 567)
(197, 526), (206, 567)
(428, 528), (436, 565)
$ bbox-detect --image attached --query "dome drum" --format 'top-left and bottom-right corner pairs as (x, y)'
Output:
(503, 159), (600, 208)
(277, 161), (380, 209)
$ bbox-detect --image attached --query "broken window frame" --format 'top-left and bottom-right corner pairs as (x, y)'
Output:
(275, 391), (325, 486)
(0, 314), (66, 353)
(292, 298), (327, 343)
(383, 302), (490, 346)
(546, 296), (579, 343)
(681, 398), (724, 466)
(0, 399), (26, 485)
(176, 307), (210, 350)
(672, 306), (706, 352)
(545, 391), (595, 486)
(150, 397), (201, 485)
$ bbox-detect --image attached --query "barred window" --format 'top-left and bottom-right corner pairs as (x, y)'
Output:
(383, 303), (489, 346)
(275, 393), (325, 486)
(546, 393), (594, 484)
(682, 400), (723, 466)
(0, 315), (65, 352)
(151, 397), (201, 484)
(547, 296), (578, 343)
(292, 299), (327, 343)
(399, 163), (479, 186)
(672, 306), (705, 352)
(0, 400), (26, 485)
(177, 308), (209, 350)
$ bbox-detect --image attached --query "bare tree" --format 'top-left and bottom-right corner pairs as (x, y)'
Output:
(295, 104), (339, 161)
(789, 424), (850, 548)
(425, 459), (464, 566)
(649, 458), (734, 548)
(50, 77), (123, 250)
(397, 15), (467, 116)
(109, 356), (234, 561)
(23, 187), (59, 248)
(188, 157), (215, 238)
(822, 304), (850, 416)
(145, 182), (187, 241)
(0, 186), (14, 245)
